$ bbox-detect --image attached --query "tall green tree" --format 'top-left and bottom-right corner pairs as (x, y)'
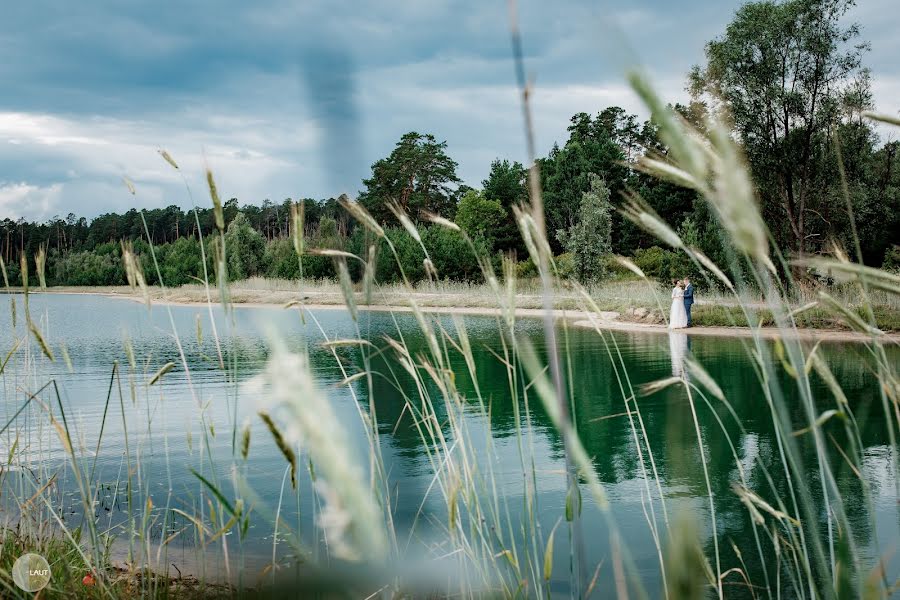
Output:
(690, 0), (870, 256)
(539, 112), (628, 251)
(359, 132), (461, 224)
(483, 159), (528, 207)
(482, 159), (528, 254)
(224, 212), (265, 280)
(556, 174), (613, 283)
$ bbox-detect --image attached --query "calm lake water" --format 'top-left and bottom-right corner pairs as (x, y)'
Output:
(1, 293), (897, 597)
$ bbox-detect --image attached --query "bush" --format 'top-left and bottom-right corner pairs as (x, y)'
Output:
(516, 257), (537, 279)
(883, 245), (900, 271)
(422, 227), (483, 281)
(632, 246), (701, 285)
(347, 225), (484, 284)
(600, 255), (638, 279)
(347, 227), (422, 284)
(632, 246), (669, 280)
(263, 239), (334, 280)
(555, 252), (576, 280)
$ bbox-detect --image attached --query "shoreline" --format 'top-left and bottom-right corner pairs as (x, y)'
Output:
(9, 287), (899, 344)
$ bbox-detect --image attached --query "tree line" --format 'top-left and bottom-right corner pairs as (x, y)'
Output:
(3, 0), (899, 289)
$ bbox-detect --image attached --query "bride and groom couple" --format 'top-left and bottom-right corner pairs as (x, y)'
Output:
(668, 277), (694, 329)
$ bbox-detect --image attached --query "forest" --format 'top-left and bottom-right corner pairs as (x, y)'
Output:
(3, 0), (899, 289)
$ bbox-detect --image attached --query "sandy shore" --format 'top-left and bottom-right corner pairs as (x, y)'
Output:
(12, 287), (899, 344)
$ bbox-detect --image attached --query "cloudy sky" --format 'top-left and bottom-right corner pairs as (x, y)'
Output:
(1, 0), (898, 222)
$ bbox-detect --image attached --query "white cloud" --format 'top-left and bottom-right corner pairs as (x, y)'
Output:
(0, 182), (63, 221)
(0, 109), (323, 218)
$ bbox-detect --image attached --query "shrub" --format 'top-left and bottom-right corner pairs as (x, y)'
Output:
(601, 255), (638, 279)
(263, 238), (335, 280)
(631, 245), (701, 285)
(555, 252), (576, 280)
(883, 245), (900, 271)
(632, 246), (669, 280)
(422, 226), (483, 281)
(347, 227), (424, 284)
(516, 257), (537, 279)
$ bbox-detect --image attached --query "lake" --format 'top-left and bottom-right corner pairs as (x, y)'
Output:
(1, 293), (897, 597)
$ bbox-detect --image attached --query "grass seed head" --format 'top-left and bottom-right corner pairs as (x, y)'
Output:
(207, 169), (225, 231)
(421, 211), (461, 232)
(339, 194), (384, 238)
(291, 201), (305, 256)
(158, 149), (179, 170)
(35, 245), (47, 289)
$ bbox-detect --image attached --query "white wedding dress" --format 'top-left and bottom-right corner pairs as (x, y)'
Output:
(669, 286), (688, 329)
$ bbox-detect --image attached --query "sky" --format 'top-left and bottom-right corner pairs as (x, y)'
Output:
(1, 0), (898, 222)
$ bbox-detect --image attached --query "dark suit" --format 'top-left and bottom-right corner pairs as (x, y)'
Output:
(683, 284), (694, 326)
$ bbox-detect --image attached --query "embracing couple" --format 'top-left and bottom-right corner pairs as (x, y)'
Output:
(668, 277), (694, 329)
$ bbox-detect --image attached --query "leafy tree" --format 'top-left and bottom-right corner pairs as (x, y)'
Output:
(455, 190), (507, 251)
(690, 0), (869, 255)
(481, 159), (527, 253)
(539, 112), (628, 250)
(224, 212), (265, 280)
(423, 226), (484, 281)
(156, 237), (208, 286)
(359, 132), (461, 224)
(483, 159), (528, 207)
(556, 174), (613, 283)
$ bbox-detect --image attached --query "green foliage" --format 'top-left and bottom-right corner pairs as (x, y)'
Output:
(689, 303), (900, 332)
(152, 237), (208, 286)
(516, 257), (538, 279)
(482, 159), (528, 254)
(483, 159), (527, 207)
(555, 253), (576, 280)
(632, 246), (669, 280)
(359, 132), (461, 224)
(224, 213), (266, 280)
(422, 226), (484, 281)
(262, 216), (342, 281)
(690, 0), (874, 257)
(556, 174), (613, 283)
(348, 226), (482, 284)
(883, 245), (900, 271)
(263, 238), (300, 279)
(52, 246), (126, 286)
(539, 109), (632, 251)
(632, 246), (699, 285)
(262, 239), (334, 281)
(455, 190), (507, 251)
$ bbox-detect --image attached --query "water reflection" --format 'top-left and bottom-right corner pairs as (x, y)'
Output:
(668, 331), (689, 377)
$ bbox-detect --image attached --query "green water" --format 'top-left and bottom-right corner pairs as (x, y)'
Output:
(0, 293), (896, 597)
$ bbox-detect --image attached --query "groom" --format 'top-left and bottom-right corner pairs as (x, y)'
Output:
(683, 277), (694, 327)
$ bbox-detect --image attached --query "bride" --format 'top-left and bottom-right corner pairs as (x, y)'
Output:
(669, 279), (689, 329)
